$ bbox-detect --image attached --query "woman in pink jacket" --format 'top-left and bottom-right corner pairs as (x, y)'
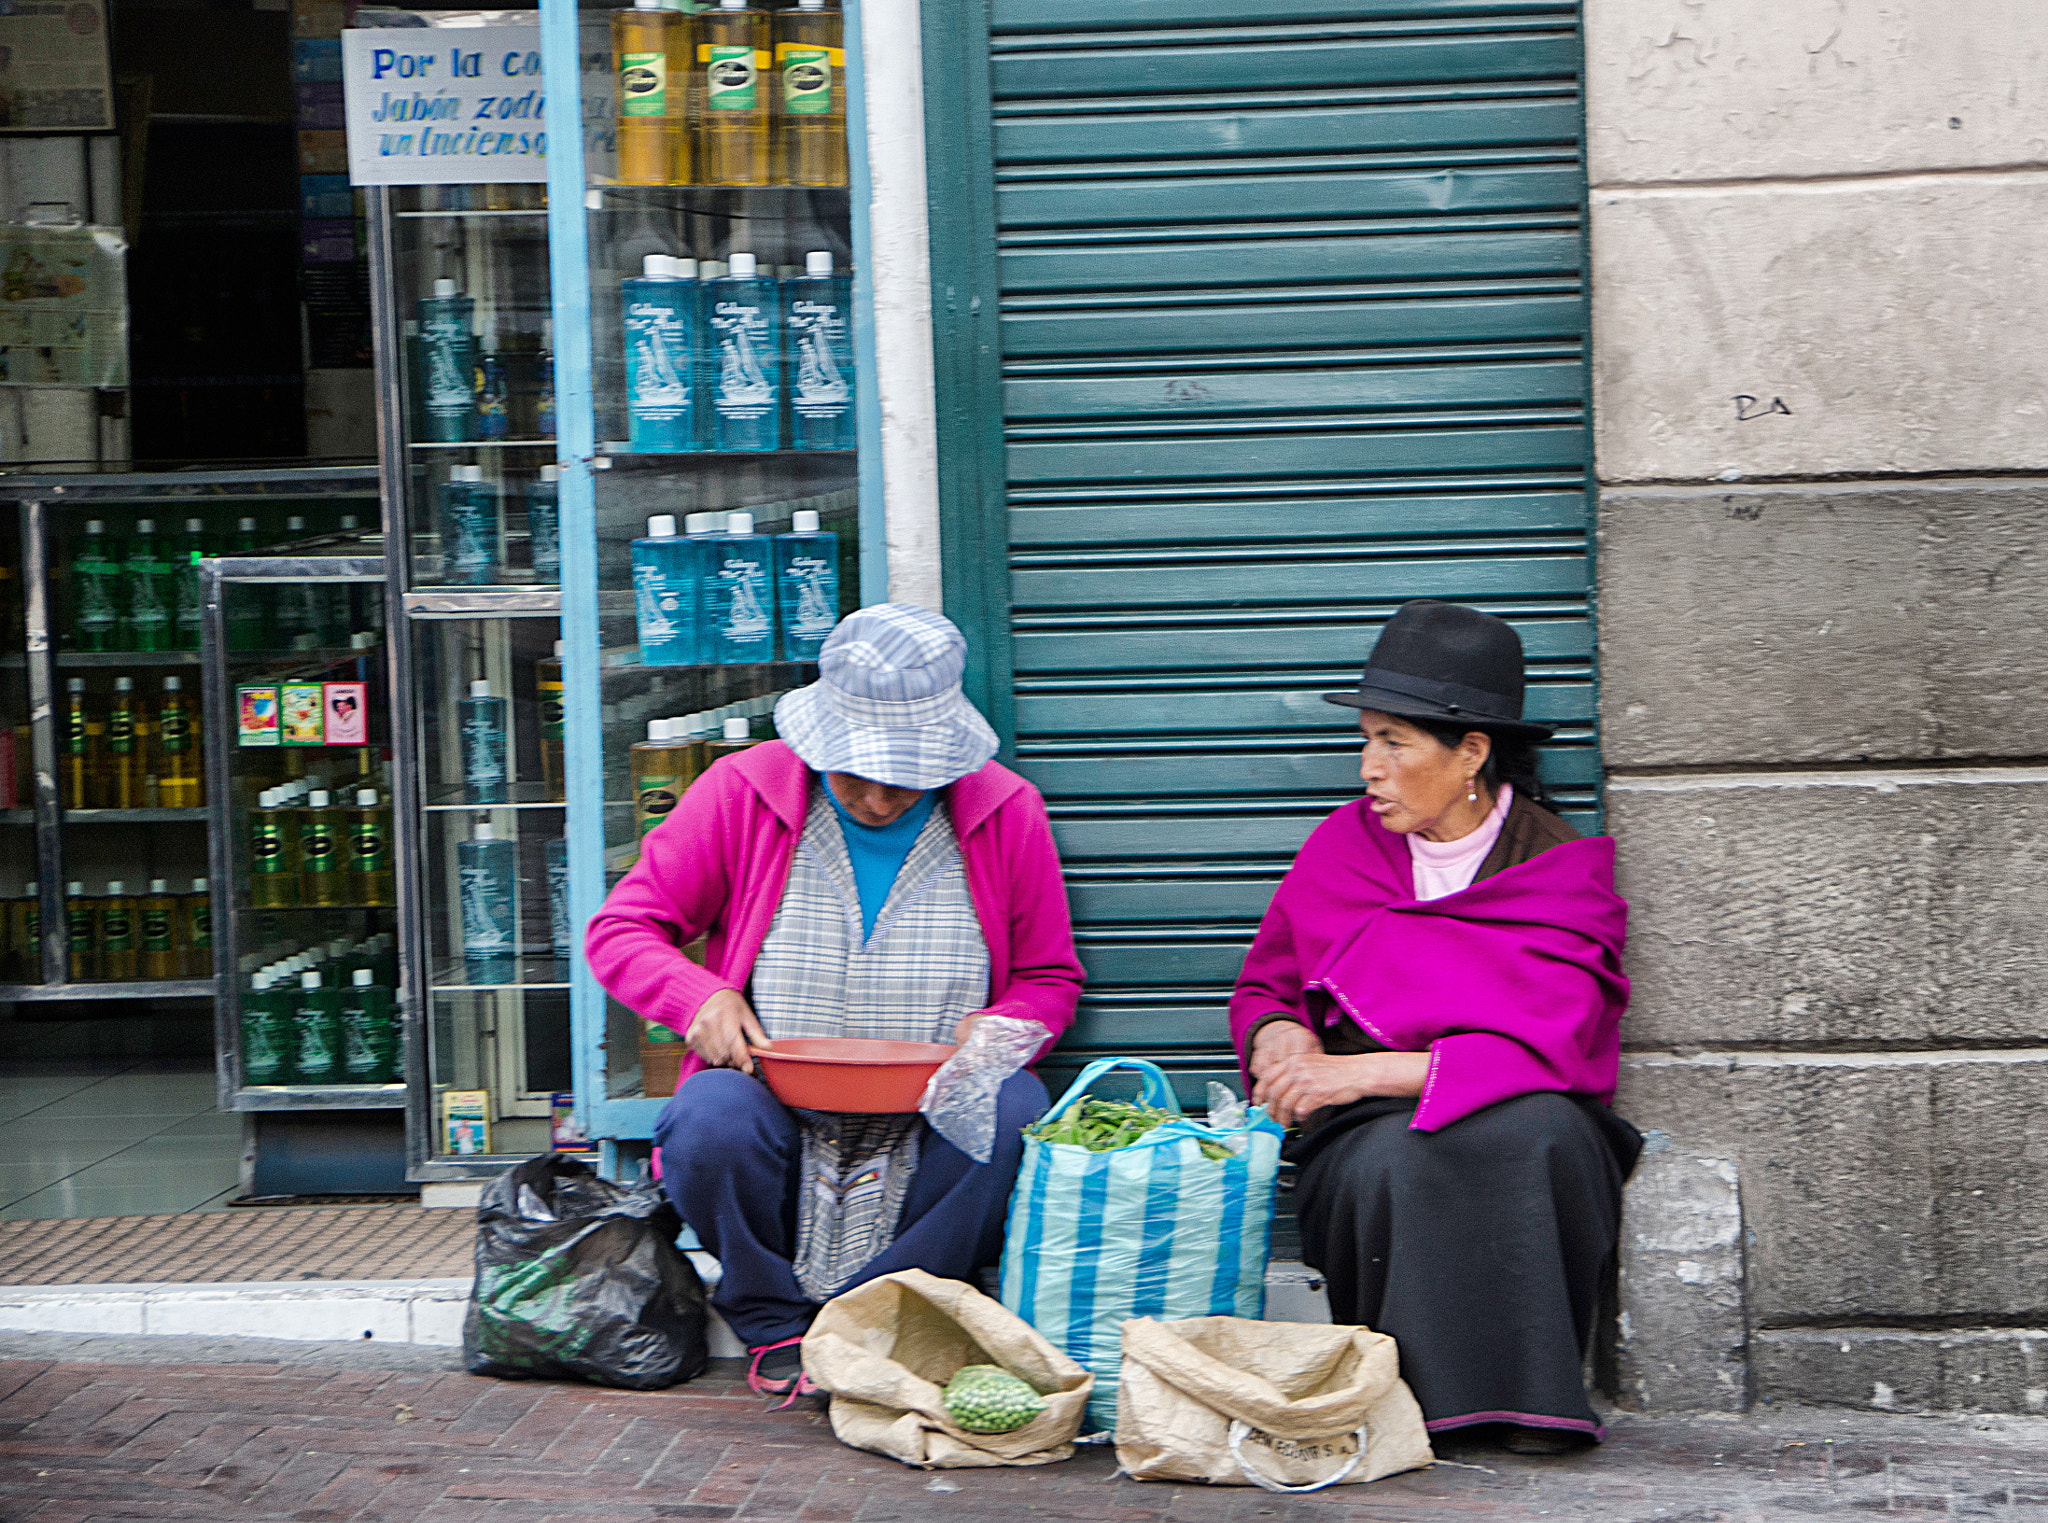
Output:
(585, 604), (1083, 1397)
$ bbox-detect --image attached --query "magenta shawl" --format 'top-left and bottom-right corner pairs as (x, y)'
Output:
(1228, 800), (1629, 1132)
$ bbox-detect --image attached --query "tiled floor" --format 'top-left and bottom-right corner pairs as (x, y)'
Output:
(0, 1059), (244, 1221)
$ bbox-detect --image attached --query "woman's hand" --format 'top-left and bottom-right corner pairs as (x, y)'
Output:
(1253, 1050), (1430, 1129)
(952, 1011), (986, 1045)
(686, 988), (772, 1075)
(1249, 1019), (1322, 1081)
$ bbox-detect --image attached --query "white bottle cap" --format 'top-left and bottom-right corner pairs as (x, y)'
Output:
(720, 0), (745, 9)
(434, 278), (457, 297)
(540, 465), (559, 483)
(163, 675), (181, 691)
(86, 519), (104, 533)
(456, 464), (484, 483)
(68, 881), (84, 895)
(302, 970), (321, 990)
(355, 788), (378, 806)
(723, 717), (751, 741)
(114, 675), (132, 692)
(675, 257), (699, 279)
(726, 511), (754, 535)
(106, 880), (124, 895)
(339, 514), (358, 531)
(635, 0), (658, 9)
(309, 790), (331, 807)
(192, 877), (208, 892)
(67, 677), (83, 693)
(727, 252), (758, 278)
(287, 516), (306, 531)
(647, 718), (668, 742)
(136, 518), (155, 534)
(474, 819), (495, 842)
(554, 639), (565, 657)
(238, 517), (256, 532)
(647, 514), (678, 538)
(185, 517), (203, 533)
(699, 261), (727, 281)
(259, 789), (275, 808)
(805, 251), (833, 276)
(792, 510), (821, 533)
(354, 967), (374, 987)
(642, 254), (673, 278)
(684, 511), (715, 535)
(470, 679), (493, 697)
(800, 0), (824, 10)
(150, 878), (167, 893)
(252, 972), (271, 991)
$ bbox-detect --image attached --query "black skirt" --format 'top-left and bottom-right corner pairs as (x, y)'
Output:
(1289, 1092), (1641, 1440)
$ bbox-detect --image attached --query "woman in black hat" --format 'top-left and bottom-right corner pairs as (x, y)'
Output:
(1229, 600), (1640, 1454)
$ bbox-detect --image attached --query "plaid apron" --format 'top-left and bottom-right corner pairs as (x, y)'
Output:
(751, 785), (991, 1299)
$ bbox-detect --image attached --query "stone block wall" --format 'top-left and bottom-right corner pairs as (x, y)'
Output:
(1585, 1), (2048, 1415)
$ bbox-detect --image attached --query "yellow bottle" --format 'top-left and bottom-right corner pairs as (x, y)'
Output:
(105, 676), (141, 809)
(250, 788), (301, 909)
(299, 789), (345, 909)
(65, 881), (97, 982)
(699, 0), (771, 186)
(98, 881), (138, 982)
(183, 877), (212, 978)
(61, 678), (98, 809)
(629, 718), (692, 843)
(537, 639), (565, 802)
(155, 675), (203, 808)
(615, 0), (693, 186)
(775, 0), (846, 187)
(345, 787), (395, 907)
(139, 878), (182, 979)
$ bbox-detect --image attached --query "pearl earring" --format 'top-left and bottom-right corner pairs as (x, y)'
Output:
(1467, 781), (1479, 803)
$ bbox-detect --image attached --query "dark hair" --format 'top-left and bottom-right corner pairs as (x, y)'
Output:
(1409, 717), (1550, 807)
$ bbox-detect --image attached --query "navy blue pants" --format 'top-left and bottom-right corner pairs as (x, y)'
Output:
(654, 1067), (1048, 1349)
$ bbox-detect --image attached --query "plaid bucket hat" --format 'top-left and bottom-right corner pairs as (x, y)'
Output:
(773, 604), (1000, 791)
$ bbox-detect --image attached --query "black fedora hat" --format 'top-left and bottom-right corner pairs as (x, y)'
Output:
(1323, 600), (1553, 741)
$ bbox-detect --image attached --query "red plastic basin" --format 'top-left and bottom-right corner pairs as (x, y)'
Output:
(754, 1037), (957, 1114)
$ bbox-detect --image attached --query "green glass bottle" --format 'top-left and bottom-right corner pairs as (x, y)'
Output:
(172, 517), (209, 651)
(71, 519), (120, 652)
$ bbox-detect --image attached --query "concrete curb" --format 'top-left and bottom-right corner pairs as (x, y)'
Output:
(0, 1263), (1330, 1358)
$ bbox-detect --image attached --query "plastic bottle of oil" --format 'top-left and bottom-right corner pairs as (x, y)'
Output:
(105, 676), (141, 809)
(537, 639), (565, 801)
(630, 718), (693, 842)
(299, 790), (344, 908)
(250, 789), (299, 908)
(699, 0), (771, 186)
(775, 0), (846, 187)
(66, 881), (97, 982)
(98, 881), (137, 982)
(139, 879), (181, 979)
(61, 678), (98, 809)
(155, 675), (203, 808)
(346, 787), (394, 907)
(184, 877), (212, 977)
(615, 0), (693, 186)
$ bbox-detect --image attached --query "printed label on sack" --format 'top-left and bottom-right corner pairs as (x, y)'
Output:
(706, 44), (758, 110)
(778, 44), (831, 114)
(619, 51), (665, 116)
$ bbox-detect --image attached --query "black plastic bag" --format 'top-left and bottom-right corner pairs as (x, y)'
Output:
(462, 1152), (708, 1390)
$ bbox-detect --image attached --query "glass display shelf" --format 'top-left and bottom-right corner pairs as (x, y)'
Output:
(3, 808), (209, 824)
(0, 978), (213, 1003)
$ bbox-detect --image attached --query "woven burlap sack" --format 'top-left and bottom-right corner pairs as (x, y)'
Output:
(1115, 1316), (1433, 1489)
(801, 1269), (1093, 1469)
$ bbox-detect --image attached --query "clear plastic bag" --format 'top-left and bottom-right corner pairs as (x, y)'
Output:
(918, 1015), (1046, 1164)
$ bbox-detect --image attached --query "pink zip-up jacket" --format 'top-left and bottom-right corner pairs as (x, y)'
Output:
(585, 740), (1085, 1088)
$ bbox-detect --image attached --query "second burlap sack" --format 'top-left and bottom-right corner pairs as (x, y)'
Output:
(1116, 1316), (1434, 1490)
(801, 1269), (1093, 1469)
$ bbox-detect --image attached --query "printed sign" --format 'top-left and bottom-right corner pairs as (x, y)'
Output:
(0, 224), (128, 388)
(442, 1089), (491, 1156)
(340, 25), (547, 185)
(281, 683), (325, 746)
(323, 682), (367, 745)
(237, 687), (280, 747)
(0, 0), (114, 132)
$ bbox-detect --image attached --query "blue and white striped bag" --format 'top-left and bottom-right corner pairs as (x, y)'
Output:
(998, 1058), (1285, 1432)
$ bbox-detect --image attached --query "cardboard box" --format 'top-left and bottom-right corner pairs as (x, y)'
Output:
(322, 682), (367, 745)
(281, 684), (325, 746)
(237, 687), (280, 747)
(442, 1090), (491, 1156)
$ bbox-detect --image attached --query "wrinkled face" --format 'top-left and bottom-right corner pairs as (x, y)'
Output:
(1355, 711), (1490, 836)
(826, 771), (925, 827)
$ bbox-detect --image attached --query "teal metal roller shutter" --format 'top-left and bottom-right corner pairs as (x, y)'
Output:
(928, 1), (1595, 1101)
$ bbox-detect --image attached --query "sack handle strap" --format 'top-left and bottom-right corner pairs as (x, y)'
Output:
(1045, 1057), (1181, 1120)
(1226, 1420), (1368, 1494)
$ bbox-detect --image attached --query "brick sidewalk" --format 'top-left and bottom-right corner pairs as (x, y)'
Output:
(3, 1335), (2047, 1521)
(0, 1210), (472, 1288)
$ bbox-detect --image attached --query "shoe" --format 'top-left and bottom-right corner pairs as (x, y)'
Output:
(745, 1335), (818, 1408)
(1502, 1426), (1580, 1456)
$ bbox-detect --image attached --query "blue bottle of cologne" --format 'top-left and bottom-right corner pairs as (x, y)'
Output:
(631, 514), (698, 666)
(417, 278), (477, 443)
(706, 511), (774, 664)
(459, 679), (509, 804)
(475, 323), (510, 441)
(774, 509), (840, 660)
(528, 465), (560, 585)
(459, 817), (518, 984)
(440, 465), (501, 585)
(706, 253), (783, 452)
(623, 255), (699, 452)
(784, 251), (853, 451)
